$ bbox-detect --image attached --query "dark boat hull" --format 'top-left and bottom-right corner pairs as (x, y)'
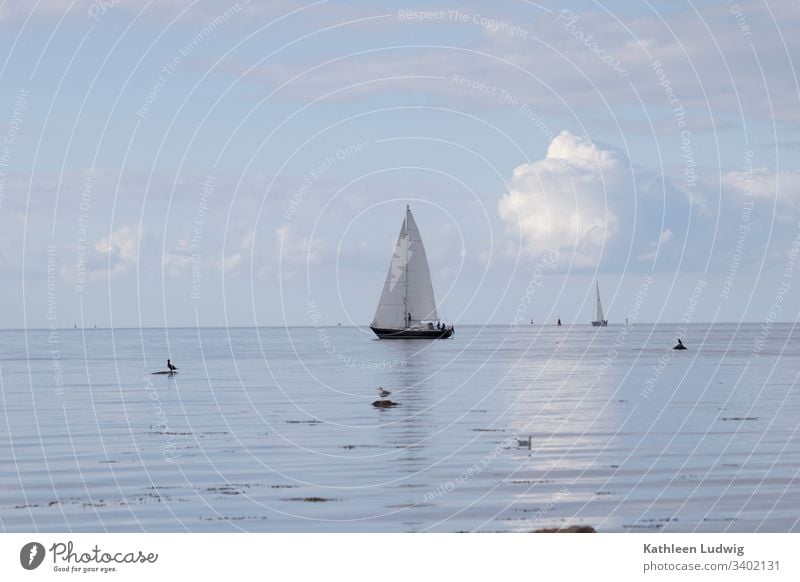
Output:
(370, 326), (453, 339)
(591, 320), (608, 327)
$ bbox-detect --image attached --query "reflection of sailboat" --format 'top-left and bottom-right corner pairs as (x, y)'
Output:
(591, 281), (608, 327)
(370, 205), (453, 339)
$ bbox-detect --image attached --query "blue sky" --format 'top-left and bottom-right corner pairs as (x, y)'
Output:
(1, 0), (799, 328)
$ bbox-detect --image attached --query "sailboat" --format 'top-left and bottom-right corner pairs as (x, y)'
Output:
(370, 205), (454, 339)
(591, 281), (608, 327)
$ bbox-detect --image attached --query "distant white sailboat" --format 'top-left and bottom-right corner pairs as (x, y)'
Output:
(591, 281), (608, 327)
(370, 205), (454, 339)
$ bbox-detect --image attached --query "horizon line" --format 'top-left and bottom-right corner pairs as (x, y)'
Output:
(1, 321), (795, 332)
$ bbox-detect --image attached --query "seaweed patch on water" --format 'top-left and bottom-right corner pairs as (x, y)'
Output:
(533, 525), (596, 533)
(206, 485), (247, 496)
(624, 517), (678, 530)
(677, 473), (704, 482)
(199, 516), (268, 521)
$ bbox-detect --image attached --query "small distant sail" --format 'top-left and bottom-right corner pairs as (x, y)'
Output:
(596, 282), (604, 322)
(592, 281), (608, 326)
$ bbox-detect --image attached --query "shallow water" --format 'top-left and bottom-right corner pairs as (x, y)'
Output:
(1, 323), (798, 532)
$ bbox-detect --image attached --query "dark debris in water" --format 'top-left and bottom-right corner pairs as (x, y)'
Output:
(206, 485), (246, 495)
(286, 419), (323, 424)
(533, 525), (596, 533)
(721, 416), (759, 421)
(372, 400), (399, 408)
(624, 517), (678, 530)
(199, 516), (268, 521)
(283, 497), (341, 503)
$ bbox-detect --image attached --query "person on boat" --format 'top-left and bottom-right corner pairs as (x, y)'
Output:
(428, 322), (434, 330)
(406, 311), (412, 328)
(673, 338), (686, 350)
(557, 318), (562, 326)
(167, 359), (177, 372)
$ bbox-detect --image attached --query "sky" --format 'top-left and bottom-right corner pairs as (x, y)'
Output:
(0, 0), (799, 328)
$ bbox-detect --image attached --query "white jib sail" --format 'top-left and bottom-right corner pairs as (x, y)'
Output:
(372, 206), (438, 328)
(595, 282), (604, 322)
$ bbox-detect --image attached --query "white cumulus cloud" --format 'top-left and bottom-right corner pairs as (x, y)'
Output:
(498, 130), (621, 267)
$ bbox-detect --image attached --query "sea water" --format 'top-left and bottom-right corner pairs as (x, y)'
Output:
(0, 323), (798, 532)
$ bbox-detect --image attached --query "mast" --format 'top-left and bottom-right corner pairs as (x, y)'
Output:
(404, 205), (409, 327)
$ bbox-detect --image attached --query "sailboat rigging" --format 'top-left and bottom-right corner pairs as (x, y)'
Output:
(370, 205), (454, 339)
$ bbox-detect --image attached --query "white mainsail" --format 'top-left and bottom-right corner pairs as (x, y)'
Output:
(372, 206), (438, 328)
(595, 281), (604, 322)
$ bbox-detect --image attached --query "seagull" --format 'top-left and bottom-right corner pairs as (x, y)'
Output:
(377, 387), (391, 397)
(517, 435), (532, 449)
(167, 359), (178, 372)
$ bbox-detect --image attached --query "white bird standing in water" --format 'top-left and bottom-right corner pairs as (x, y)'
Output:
(377, 387), (391, 397)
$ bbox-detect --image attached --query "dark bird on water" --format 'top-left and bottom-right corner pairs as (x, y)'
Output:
(377, 387), (391, 397)
(673, 338), (687, 350)
(167, 359), (178, 372)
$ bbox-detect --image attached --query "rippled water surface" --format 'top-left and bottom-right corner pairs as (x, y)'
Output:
(1, 324), (798, 532)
